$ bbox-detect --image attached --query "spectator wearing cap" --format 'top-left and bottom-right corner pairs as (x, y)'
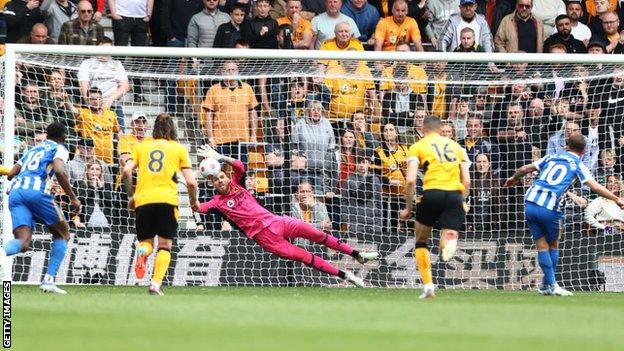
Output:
(341, 0), (380, 44)
(543, 14), (586, 53)
(494, 0), (545, 53)
(117, 111), (150, 168)
(277, 0), (314, 49)
(531, 0), (565, 36)
(3, 0), (45, 43)
(374, 0), (423, 51)
(341, 150), (383, 237)
(40, 0), (77, 43)
(70, 87), (120, 164)
(311, 0), (360, 49)
(565, 0), (591, 43)
(213, 2), (246, 48)
(438, 0), (493, 53)
(67, 137), (113, 184)
(57, 0), (105, 45)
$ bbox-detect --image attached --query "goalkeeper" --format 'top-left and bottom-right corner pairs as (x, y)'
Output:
(196, 145), (379, 287)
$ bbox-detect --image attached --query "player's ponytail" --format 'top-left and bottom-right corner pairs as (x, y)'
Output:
(152, 113), (177, 141)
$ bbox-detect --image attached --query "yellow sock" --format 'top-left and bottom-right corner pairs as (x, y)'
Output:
(137, 240), (154, 257)
(152, 249), (171, 285)
(415, 247), (433, 285)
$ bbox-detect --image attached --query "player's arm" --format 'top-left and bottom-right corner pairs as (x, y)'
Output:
(586, 179), (624, 208)
(122, 159), (137, 203)
(504, 163), (538, 187)
(3, 164), (21, 180)
(181, 168), (200, 211)
(400, 158), (419, 220)
(53, 158), (81, 215)
(460, 160), (471, 198)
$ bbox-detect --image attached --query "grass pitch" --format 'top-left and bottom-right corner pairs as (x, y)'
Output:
(11, 286), (624, 351)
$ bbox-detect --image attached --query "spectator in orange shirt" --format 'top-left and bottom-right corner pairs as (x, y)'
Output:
(374, 0), (423, 51)
(277, 0), (314, 49)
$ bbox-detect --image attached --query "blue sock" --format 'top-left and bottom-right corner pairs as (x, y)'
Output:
(4, 239), (23, 256)
(538, 251), (555, 286)
(45, 239), (68, 278)
(549, 249), (560, 276)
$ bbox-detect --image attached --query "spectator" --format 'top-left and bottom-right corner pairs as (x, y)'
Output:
(160, 0), (202, 47)
(73, 161), (114, 228)
(265, 117), (293, 214)
(76, 37), (130, 129)
(450, 98), (470, 140)
(301, 0), (325, 20)
(277, 0), (313, 49)
(276, 23), (295, 48)
(439, 121), (457, 140)
(350, 110), (380, 152)
(425, 0), (460, 49)
(324, 59), (378, 123)
(242, 0), (278, 48)
(524, 97), (551, 153)
(15, 83), (49, 139)
(469, 87), (494, 123)
(341, 0), (379, 44)
(40, 70), (77, 135)
(319, 21), (363, 51)
(565, 0), (591, 43)
(496, 103), (532, 177)
(585, 175), (624, 233)
(291, 100), (338, 197)
(109, 0), (151, 103)
(467, 153), (500, 232)
(378, 42), (427, 101)
(290, 181), (333, 231)
(374, 0), (423, 51)
(532, 0), (565, 35)
(341, 150), (383, 237)
(546, 120), (593, 170)
(202, 60), (259, 163)
(213, 2), (246, 48)
(66, 137), (113, 184)
(311, 0), (360, 49)
(494, 0), (544, 53)
(17, 22), (54, 43)
(452, 27), (485, 52)
(402, 105), (425, 145)
(338, 129), (356, 189)
(41, 0), (77, 42)
(187, 0), (230, 48)
(3, 0), (45, 43)
(439, 0), (493, 52)
(426, 61), (459, 119)
(70, 87), (120, 164)
(581, 102), (604, 175)
(57, 0), (104, 45)
(460, 116), (500, 174)
(600, 12), (622, 53)
(381, 66), (424, 132)
(543, 14), (586, 53)
(595, 149), (616, 186)
(117, 110), (149, 167)
(587, 0), (610, 41)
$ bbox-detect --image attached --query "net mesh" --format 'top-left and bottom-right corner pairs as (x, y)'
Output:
(3, 50), (624, 290)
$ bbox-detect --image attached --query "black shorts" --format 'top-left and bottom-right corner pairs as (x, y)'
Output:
(415, 189), (465, 231)
(135, 203), (179, 241)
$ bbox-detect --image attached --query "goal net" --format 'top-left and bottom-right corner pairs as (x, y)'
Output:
(2, 45), (623, 291)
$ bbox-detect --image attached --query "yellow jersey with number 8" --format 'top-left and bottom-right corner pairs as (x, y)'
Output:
(131, 139), (192, 207)
(407, 133), (465, 192)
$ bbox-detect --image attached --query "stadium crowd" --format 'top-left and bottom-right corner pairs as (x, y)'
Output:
(2, 0), (624, 239)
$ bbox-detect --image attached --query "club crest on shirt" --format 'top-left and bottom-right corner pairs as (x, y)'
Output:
(227, 199), (235, 208)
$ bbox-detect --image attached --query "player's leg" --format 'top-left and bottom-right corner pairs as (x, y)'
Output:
(134, 205), (155, 279)
(547, 225), (573, 296)
(525, 202), (556, 295)
(437, 191), (465, 262)
(146, 204), (178, 296)
(282, 218), (379, 264)
(39, 220), (71, 294)
(414, 222), (435, 299)
(2, 190), (35, 259)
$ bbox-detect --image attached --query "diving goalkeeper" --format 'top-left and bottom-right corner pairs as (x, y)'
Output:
(195, 146), (379, 287)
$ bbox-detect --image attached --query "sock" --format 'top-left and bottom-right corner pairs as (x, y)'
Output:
(308, 253), (340, 276)
(415, 244), (432, 285)
(152, 249), (171, 285)
(4, 239), (23, 256)
(538, 250), (555, 286)
(338, 270), (346, 279)
(137, 240), (154, 257)
(549, 249), (560, 277)
(45, 239), (68, 278)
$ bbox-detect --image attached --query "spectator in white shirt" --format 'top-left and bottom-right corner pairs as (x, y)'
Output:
(585, 175), (624, 233)
(565, 0), (591, 43)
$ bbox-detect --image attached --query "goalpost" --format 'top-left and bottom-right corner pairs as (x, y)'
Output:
(2, 44), (624, 290)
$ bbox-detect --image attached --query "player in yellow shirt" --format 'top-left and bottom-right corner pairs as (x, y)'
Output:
(374, 0), (424, 52)
(400, 117), (471, 299)
(122, 113), (200, 296)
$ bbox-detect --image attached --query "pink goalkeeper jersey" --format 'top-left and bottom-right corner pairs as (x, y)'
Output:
(199, 160), (278, 239)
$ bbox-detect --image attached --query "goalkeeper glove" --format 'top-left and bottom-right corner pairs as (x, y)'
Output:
(197, 144), (222, 160)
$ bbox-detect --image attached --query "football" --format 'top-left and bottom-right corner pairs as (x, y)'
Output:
(199, 157), (221, 178)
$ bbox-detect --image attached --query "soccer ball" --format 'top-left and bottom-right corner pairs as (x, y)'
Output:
(199, 158), (221, 178)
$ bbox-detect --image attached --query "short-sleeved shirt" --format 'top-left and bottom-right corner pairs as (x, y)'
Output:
(311, 12), (361, 49)
(118, 134), (152, 156)
(277, 16), (313, 46)
(76, 58), (128, 99)
(76, 108), (120, 164)
(408, 132), (466, 192)
(319, 38), (365, 67)
(374, 16), (421, 51)
(10, 140), (69, 194)
(201, 81), (259, 145)
(130, 138), (192, 207)
(324, 64), (375, 120)
(379, 64), (427, 93)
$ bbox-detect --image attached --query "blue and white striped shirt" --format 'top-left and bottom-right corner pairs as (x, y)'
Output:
(10, 140), (69, 194)
(525, 152), (593, 211)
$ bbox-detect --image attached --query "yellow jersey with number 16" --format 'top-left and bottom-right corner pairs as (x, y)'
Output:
(130, 138), (192, 207)
(407, 132), (465, 192)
